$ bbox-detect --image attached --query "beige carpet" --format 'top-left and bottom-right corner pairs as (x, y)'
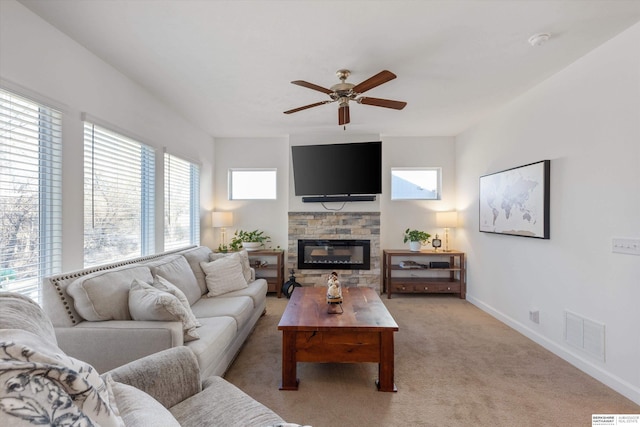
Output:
(224, 294), (639, 427)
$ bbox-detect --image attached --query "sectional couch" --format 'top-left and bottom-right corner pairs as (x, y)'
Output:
(42, 245), (268, 378)
(1, 292), (291, 426)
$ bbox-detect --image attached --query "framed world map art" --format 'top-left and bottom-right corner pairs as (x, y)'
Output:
(479, 160), (550, 239)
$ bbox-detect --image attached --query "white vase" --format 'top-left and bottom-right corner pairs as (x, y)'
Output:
(409, 241), (422, 252)
(242, 242), (262, 251)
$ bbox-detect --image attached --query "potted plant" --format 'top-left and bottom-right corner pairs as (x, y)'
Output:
(229, 229), (271, 252)
(403, 228), (431, 252)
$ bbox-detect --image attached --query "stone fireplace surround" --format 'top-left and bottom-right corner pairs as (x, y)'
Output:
(287, 212), (380, 292)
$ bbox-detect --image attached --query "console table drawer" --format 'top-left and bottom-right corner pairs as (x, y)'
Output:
(390, 282), (460, 294)
(428, 283), (460, 293)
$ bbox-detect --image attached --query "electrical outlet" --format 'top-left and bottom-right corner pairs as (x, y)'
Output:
(612, 238), (640, 255)
(529, 310), (540, 324)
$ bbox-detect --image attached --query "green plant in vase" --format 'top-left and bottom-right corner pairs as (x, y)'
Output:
(229, 229), (271, 252)
(403, 228), (431, 252)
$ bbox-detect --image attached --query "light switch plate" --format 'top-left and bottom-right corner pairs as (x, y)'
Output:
(612, 238), (640, 255)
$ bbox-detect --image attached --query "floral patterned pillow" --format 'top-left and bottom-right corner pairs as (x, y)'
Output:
(0, 329), (123, 426)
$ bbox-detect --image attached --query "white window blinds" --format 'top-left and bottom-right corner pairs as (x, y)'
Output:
(164, 152), (200, 250)
(83, 122), (155, 267)
(0, 88), (62, 304)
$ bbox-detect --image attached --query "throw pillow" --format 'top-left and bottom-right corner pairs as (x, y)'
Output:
(128, 279), (199, 342)
(200, 253), (248, 297)
(210, 249), (253, 283)
(67, 265), (153, 321)
(0, 329), (124, 427)
(153, 275), (201, 327)
(181, 246), (214, 296)
(148, 255), (201, 305)
(106, 375), (180, 427)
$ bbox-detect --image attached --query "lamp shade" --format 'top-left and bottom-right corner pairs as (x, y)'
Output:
(436, 211), (458, 228)
(211, 211), (233, 228)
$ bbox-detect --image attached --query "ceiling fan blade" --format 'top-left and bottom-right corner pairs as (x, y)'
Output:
(291, 80), (333, 95)
(352, 70), (397, 94)
(338, 105), (350, 125)
(358, 97), (407, 110)
(284, 101), (331, 114)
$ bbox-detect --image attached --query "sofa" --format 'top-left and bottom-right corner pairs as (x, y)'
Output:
(41, 245), (268, 379)
(0, 292), (292, 426)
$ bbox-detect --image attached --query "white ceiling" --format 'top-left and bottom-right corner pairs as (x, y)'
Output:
(19, 0), (640, 138)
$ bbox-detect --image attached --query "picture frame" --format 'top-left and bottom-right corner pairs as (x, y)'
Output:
(479, 160), (550, 239)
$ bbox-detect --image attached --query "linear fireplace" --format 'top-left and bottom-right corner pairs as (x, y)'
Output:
(298, 239), (370, 270)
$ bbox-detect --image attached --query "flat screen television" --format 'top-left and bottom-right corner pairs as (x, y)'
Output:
(291, 141), (382, 202)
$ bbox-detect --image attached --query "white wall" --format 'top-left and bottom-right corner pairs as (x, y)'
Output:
(381, 136), (456, 249)
(213, 133), (458, 253)
(0, 0), (215, 271)
(456, 22), (640, 404)
(213, 137), (290, 250)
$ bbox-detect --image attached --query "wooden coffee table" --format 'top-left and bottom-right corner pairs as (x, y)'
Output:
(277, 286), (399, 392)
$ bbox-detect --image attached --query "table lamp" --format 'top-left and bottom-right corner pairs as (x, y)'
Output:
(436, 211), (458, 252)
(212, 211), (233, 248)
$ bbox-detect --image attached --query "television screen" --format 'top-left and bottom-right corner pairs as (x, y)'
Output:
(291, 141), (382, 196)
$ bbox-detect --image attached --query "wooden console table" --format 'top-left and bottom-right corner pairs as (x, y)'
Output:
(247, 250), (285, 298)
(382, 249), (466, 299)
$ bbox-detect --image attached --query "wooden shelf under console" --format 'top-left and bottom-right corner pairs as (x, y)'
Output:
(382, 249), (466, 299)
(247, 250), (285, 298)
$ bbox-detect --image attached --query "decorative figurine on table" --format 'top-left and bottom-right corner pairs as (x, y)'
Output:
(326, 271), (343, 314)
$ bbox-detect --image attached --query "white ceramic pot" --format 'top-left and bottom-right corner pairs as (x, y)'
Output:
(242, 242), (262, 251)
(409, 241), (422, 252)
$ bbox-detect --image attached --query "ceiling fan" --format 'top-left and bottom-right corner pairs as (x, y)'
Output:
(284, 69), (407, 126)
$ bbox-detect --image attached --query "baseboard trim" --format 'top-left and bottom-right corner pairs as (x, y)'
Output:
(467, 294), (640, 406)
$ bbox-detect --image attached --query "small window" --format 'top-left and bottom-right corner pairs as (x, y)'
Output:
(229, 169), (277, 200)
(391, 167), (441, 200)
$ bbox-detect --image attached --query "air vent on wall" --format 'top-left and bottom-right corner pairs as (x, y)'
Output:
(564, 311), (605, 362)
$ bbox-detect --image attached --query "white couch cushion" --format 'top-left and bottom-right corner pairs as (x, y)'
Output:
(200, 253), (248, 297)
(179, 246), (213, 296)
(184, 316), (237, 378)
(128, 279), (199, 342)
(190, 296), (254, 331)
(216, 279), (268, 308)
(147, 255), (201, 305)
(68, 265), (153, 321)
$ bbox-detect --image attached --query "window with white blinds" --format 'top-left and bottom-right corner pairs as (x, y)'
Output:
(83, 122), (155, 267)
(0, 88), (62, 304)
(164, 153), (200, 250)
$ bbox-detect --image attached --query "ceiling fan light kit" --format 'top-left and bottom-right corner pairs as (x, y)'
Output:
(284, 69), (407, 126)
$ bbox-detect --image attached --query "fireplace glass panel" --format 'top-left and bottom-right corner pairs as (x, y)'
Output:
(298, 239), (370, 270)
